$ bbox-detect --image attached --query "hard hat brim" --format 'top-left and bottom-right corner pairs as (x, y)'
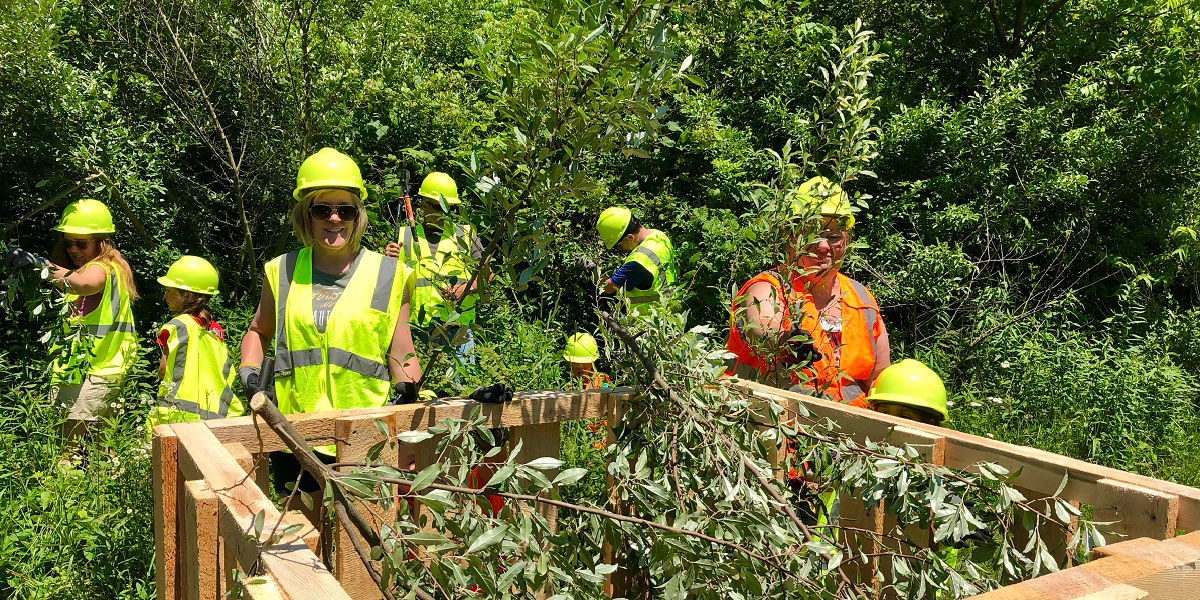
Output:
(54, 225), (115, 234)
(157, 275), (218, 295)
(563, 353), (599, 363)
(866, 392), (947, 419)
(293, 182), (368, 201)
(418, 191), (461, 205)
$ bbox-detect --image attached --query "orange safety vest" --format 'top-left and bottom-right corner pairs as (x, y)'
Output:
(586, 372), (613, 390)
(726, 269), (882, 405)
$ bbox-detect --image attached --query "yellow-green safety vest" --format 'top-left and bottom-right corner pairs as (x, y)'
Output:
(265, 248), (408, 452)
(624, 229), (678, 314)
(52, 260), (138, 384)
(399, 224), (477, 326)
(149, 315), (242, 427)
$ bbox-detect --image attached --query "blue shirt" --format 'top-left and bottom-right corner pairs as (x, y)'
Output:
(609, 261), (653, 291)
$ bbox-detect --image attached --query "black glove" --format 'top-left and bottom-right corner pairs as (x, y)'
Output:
(4, 247), (49, 271)
(574, 256), (598, 271)
(780, 326), (821, 367)
(238, 365), (261, 395)
(390, 381), (419, 405)
(469, 383), (514, 404)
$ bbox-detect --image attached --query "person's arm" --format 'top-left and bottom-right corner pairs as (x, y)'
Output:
(240, 280), (275, 370)
(868, 315), (891, 388)
(51, 262), (107, 296)
(603, 261), (653, 295)
(388, 271), (422, 384)
(736, 281), (789, 344)
(447, 232), (490, 300)
(156, 328), (170, 380)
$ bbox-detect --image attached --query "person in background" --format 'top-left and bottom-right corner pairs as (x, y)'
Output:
(563, 332), (612, 390)
(864, 358), (948, 427)
(149, 255), (242, 427)
(594, 207), (678, 318)
(384, 172), (484, 368)
(5, 198), (139, 443)
(726, 176), (890, 406)
(239, 148), (421, 513)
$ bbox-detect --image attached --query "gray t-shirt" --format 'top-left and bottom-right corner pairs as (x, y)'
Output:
(312, 267), (353, 334)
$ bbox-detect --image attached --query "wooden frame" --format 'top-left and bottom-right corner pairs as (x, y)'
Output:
(153, 384), (1200, 599)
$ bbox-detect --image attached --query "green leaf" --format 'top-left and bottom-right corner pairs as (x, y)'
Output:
(397, 431), (434, 444)
(466, 525), (507, 554)
(409, 463), (441, 494)
(552, 468), (588, 486)
(526, 457), (562, 471)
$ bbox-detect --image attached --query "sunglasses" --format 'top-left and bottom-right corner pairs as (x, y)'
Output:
(309, 204), (360, 221)
(63, 239), (97, 250)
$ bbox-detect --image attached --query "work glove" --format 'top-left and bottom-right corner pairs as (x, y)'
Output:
(779, 325), (821, 367)
(573, 256), (598, 272)
(238, 365), (261, 395)
(469, 383), (514, 405)
(4, 247), (49, 271)
(390, 381), (419, 406)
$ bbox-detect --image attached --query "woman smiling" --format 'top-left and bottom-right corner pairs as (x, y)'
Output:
(5, 198), (139, 442)
(238, 148), (422, 502)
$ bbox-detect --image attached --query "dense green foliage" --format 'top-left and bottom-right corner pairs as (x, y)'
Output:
(1, 0), (1198, 596)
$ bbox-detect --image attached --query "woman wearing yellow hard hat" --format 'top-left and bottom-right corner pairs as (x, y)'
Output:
(239, 147), (422, 504)
(726, 176), (891, 405)
(4, 198), (140, 441)
(149, 256), (243, 428)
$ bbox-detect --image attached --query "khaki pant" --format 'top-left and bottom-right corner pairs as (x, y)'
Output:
(51, 375), (121, 422)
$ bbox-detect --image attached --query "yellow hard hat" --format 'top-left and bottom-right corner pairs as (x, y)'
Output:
(596, 206), (632, 249)
(417, 172), (460, 206)
(55, 199), (116, 234)
(293, 148), (368, 201)
(563, 332), (600, 363)
(790, 176), (855, 229)
(157, 255), (220, 295)
(866, 359), (948, 421)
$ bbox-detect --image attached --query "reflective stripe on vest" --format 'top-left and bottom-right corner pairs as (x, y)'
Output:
(265, 248), (404, 424)
(55, 262), (138, 382)
(624, 230), (677, 310)
(401, 224), (476, 325)
(151, 316), (240, 426)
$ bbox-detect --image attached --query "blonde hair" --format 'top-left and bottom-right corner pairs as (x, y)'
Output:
(290, 188), (368, 252)
(51, 235), (140, 300)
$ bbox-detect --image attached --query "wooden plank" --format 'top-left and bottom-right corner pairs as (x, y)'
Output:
(1093, 538), (1160, 560)
(242, 574), (288, 600)
(182, 481), (221, 600)
(334, 415), (395, 600)
(1012, 486), (1078, 568)
(736, 381), (1200, 530)
(510, 420), (561, 531)
(1091, 479), (1179, 541)
(172, 422), (352, 600)
(1074, 585), (1148, 600)
(204, 390), (623, 454)
(602, 391), (630, 598)
(225, 441), (272, 495)
(153, 425), (180, 600)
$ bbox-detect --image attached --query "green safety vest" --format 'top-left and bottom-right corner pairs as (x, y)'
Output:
(399, 224), (478, 326)
(265, 248), (407, 452)
(52, 261), (138, 384)
(149, 315), (242, 427)
(624, 229), (678, 315)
